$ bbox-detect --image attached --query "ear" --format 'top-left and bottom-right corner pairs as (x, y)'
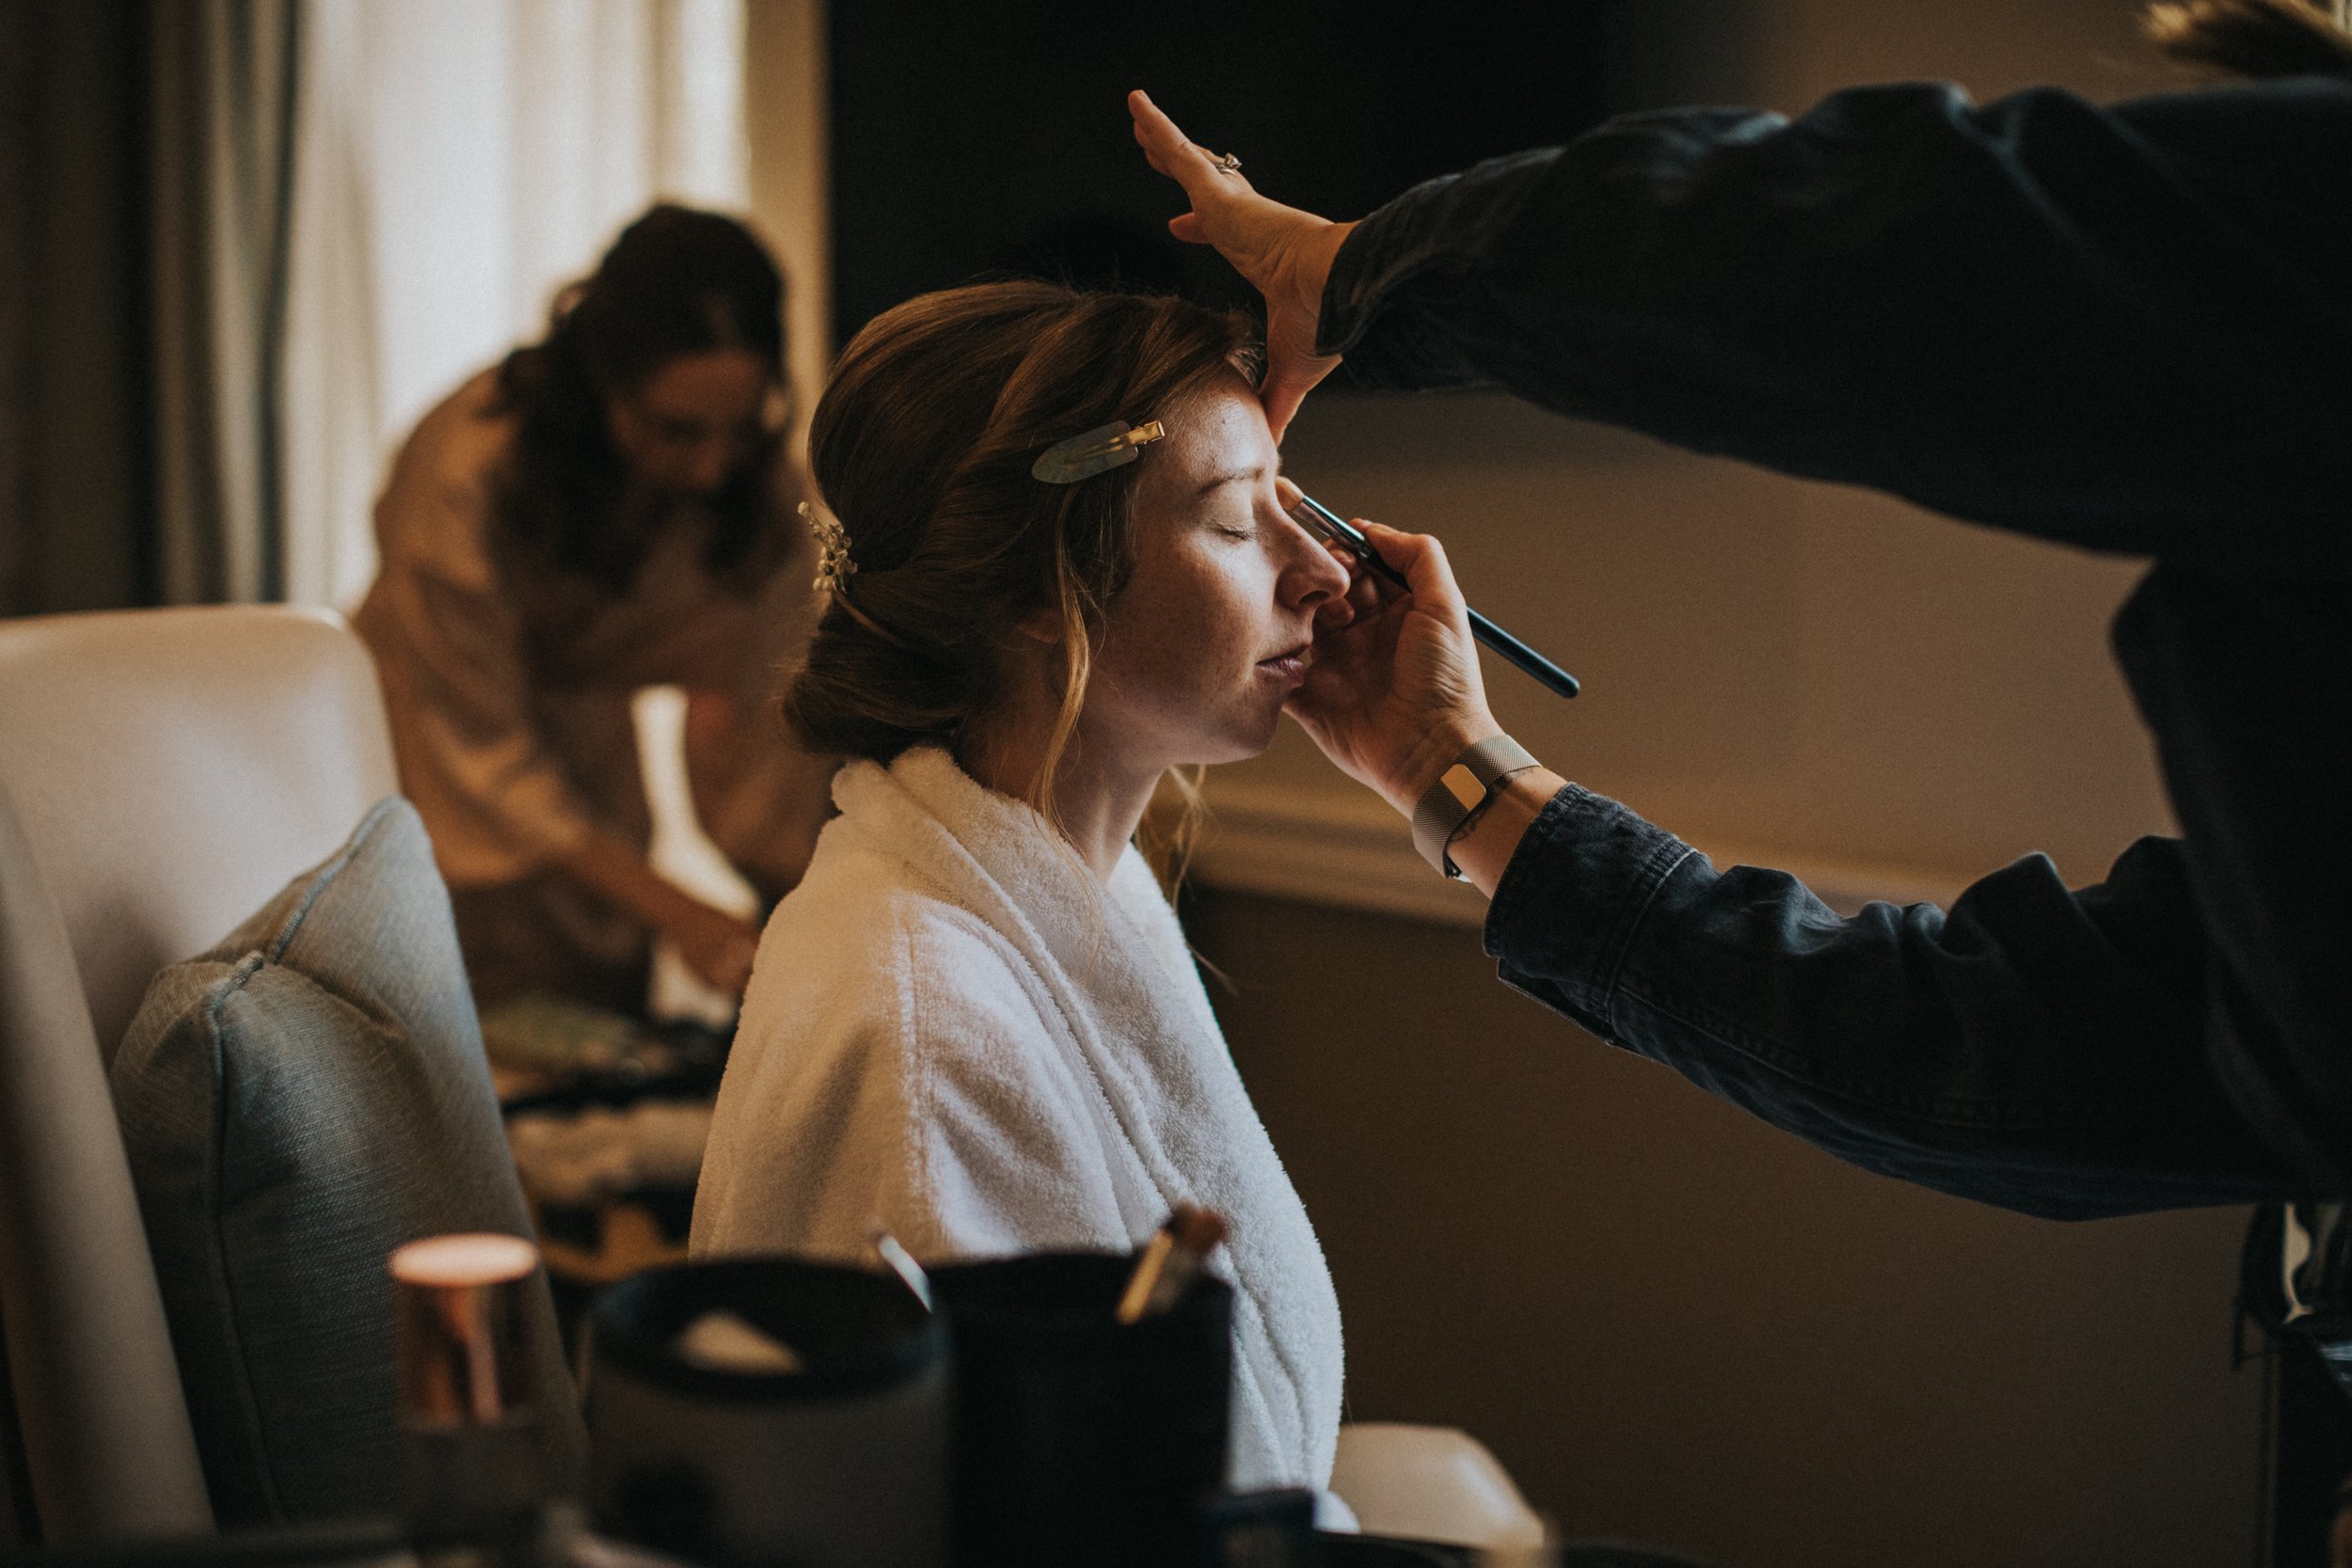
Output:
(1013, 606), (1060, 644)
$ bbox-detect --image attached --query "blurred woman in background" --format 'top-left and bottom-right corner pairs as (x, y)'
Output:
(357, 204), (834, 1013)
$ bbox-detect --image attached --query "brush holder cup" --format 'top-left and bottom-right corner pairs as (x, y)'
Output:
(583, 1257), (949, 1568)
(931, 1251), (1234, 1568)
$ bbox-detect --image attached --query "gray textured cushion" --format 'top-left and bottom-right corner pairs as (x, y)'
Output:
(111, 797), (583, 1526)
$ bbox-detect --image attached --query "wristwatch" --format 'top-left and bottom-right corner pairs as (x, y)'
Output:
(1409, 736), (1540, 879)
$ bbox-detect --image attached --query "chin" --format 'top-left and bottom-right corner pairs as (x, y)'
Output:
(1222, 708), (1287, 762)
(1151, 695), (1287, 770)
(1169, 728), (1274, 770)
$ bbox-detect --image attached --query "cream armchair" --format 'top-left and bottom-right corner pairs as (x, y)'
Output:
(1331, 1421), (1547, 1552)
(0, 606), (396, 1544)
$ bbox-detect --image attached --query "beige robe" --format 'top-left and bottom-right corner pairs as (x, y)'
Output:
(353, 369), (834, 1007)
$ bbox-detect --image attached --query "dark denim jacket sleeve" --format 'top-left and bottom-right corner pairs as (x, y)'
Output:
(1319, 73), (2352, 1213)
(1486, 786), (2308, 1219)
(1321, 77), (2352, 578)
(1314, 72), (2352, 1214)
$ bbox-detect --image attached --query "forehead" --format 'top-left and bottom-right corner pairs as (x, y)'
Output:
(1138, 372), (1271, 492)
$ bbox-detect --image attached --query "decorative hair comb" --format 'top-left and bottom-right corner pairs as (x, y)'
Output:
(1032, 420), (1167, 484)
(801, 499), (856, 594)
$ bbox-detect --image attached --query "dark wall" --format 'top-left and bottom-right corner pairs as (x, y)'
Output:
(1189, 889), (2260, 1568)
(0, 0), (153, 618)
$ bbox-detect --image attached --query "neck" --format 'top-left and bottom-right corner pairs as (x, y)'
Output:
(962, 715), (1159, 885)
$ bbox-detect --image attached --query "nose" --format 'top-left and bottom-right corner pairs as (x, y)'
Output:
(685, 437), (733, 494)
(1278, 504), (1352, 610)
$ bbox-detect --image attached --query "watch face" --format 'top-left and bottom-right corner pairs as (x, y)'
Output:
(1440, 763), (1486, 814)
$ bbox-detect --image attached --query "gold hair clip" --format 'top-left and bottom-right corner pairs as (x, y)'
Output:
(1031, 420), (1167, 484)
(802, 500), (856, 594)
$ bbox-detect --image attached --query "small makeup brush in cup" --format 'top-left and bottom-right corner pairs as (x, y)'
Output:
(871, 1227), (934, 1312)
(1116, 1204), (1229, 1324)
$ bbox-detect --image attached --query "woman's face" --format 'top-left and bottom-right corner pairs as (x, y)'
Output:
(1081, 373), (1350, 773)
(606, 347), (774, 496)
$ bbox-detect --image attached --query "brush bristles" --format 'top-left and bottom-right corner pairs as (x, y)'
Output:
(1169, 1204), (1229, 1260)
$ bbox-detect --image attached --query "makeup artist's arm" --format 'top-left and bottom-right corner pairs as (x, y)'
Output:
(1293, 520), (2308, 1219)
(1136, 81), (2352, 574)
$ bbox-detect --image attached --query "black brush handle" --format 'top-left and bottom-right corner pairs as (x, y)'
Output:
(1290, 493), (1580, 699)
(1467, 608), (1581, 698)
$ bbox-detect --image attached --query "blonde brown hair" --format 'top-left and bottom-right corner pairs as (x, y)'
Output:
(784, 281), (1258, 880)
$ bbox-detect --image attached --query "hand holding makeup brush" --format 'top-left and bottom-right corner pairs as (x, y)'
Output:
(1274, 482), (1504, 823)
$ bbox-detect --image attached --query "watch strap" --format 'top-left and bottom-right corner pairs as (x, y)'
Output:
(1409, 735), (1539, 878)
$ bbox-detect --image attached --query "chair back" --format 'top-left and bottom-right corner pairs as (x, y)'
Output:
(0, 606), (398, 1543)
(0, 608), (397, 1061)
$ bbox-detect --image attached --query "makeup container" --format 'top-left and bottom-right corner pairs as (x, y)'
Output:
(931, 1251), (1235, 1568)
(581, 1257), (949, 1568)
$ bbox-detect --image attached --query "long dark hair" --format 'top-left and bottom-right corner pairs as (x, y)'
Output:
(487, 204), (793, 594)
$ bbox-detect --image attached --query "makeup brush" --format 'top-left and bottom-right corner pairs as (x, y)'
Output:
(1289, 490), (1581, 699)
(1116, 1204), (1229, 1324)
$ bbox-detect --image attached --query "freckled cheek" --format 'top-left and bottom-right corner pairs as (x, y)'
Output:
(1110, 593), (1255, 710)
(1193, 578), (1267, 678)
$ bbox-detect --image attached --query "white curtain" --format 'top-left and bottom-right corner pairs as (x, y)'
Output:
(280, 0), (750, 611)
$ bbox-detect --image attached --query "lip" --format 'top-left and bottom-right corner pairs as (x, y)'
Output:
(1254, 643), (1311, 684)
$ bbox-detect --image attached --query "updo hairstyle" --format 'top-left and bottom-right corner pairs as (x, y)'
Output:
(784, 281), (1258, 800)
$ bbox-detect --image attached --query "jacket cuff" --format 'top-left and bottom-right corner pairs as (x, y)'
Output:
(1483, 784), (1702, 1027)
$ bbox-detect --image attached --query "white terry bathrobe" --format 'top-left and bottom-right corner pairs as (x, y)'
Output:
(691, 746), (1344, 1490)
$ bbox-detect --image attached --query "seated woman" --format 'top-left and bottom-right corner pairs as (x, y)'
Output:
(691, 282), (1351, 1491)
